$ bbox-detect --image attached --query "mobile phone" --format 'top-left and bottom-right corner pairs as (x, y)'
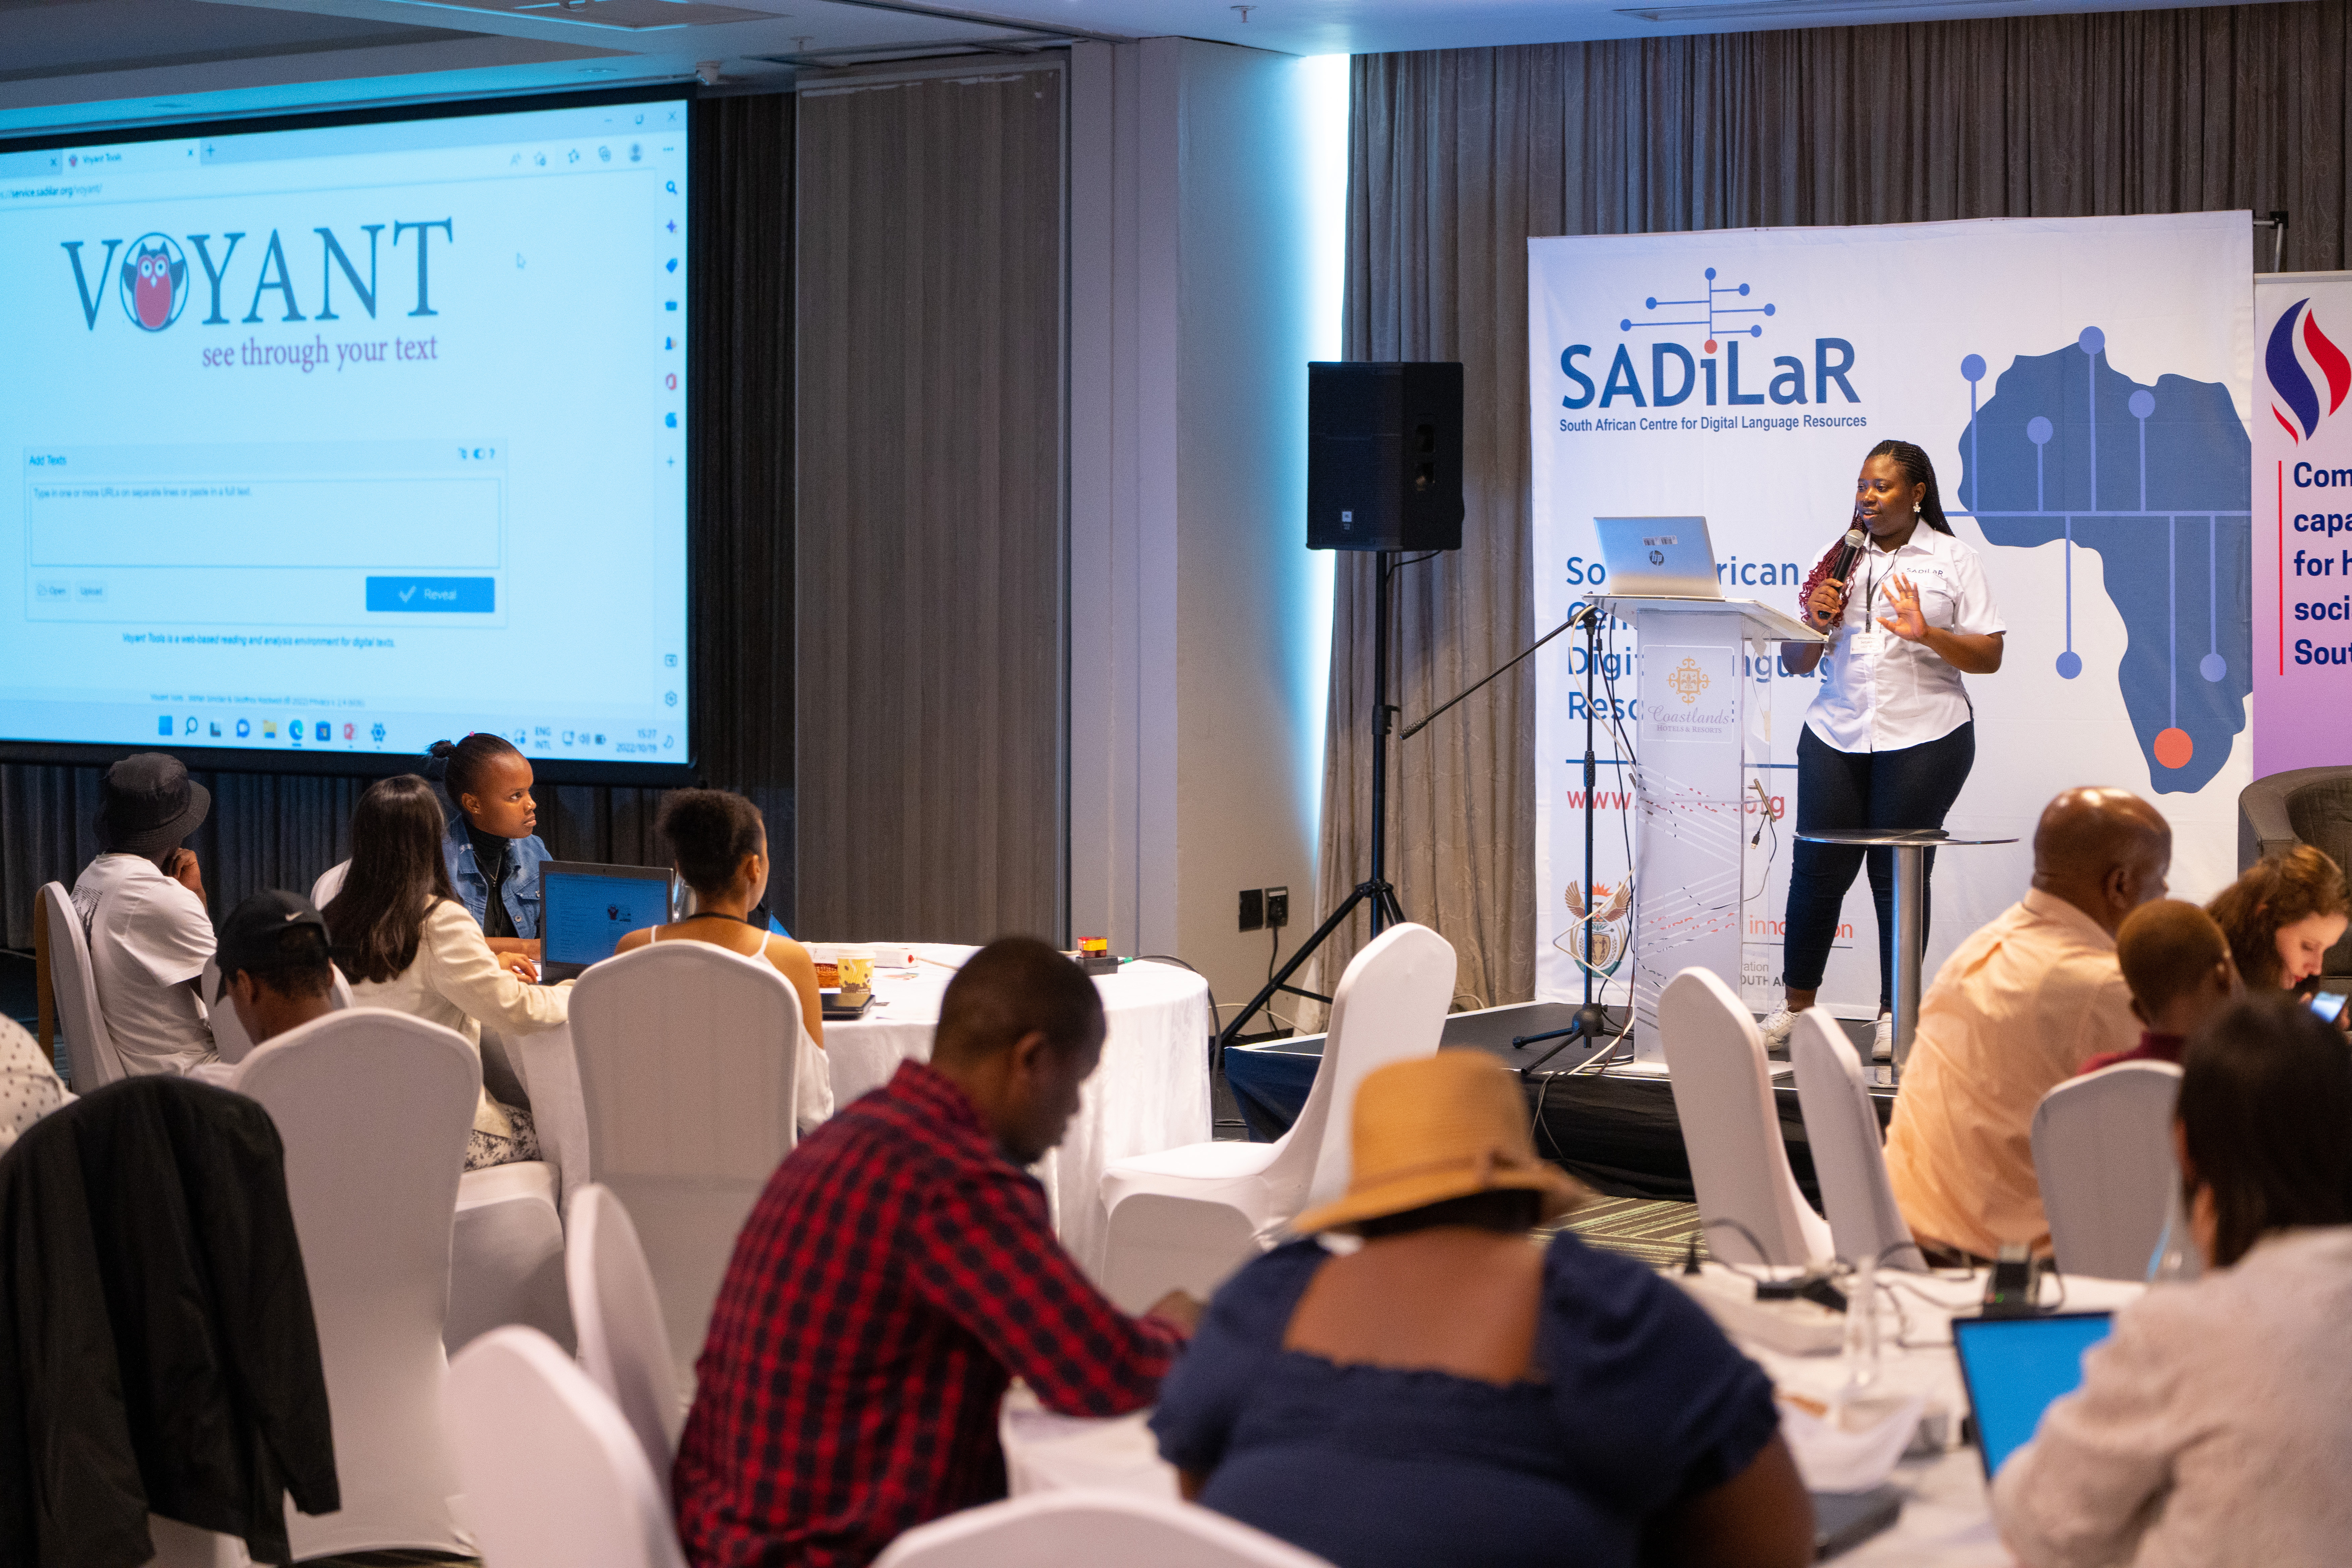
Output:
(2309, 990), (2348, 1024)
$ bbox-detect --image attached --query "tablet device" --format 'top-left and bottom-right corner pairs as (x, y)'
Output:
(1812, 1485), (1902, 1560)
(1952, 1311), (2114, 1479)
(540, 861), (676, 981)
(1594, 516), (1722, 599)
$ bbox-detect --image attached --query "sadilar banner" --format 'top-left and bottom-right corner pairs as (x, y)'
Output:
(1529, 214), (2253, 1019)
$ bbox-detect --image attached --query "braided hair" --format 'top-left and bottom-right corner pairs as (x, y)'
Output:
(1796, 439), (1954, 618)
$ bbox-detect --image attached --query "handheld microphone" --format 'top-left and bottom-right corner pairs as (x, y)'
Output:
(1815, 523), (1867, 626)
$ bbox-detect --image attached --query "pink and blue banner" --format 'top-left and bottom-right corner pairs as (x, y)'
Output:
(2255, 274), (2352, 776)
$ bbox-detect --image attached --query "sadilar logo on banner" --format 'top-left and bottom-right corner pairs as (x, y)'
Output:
(2254, 275), (2352, 776)
(1530, 214), (2254, 1017)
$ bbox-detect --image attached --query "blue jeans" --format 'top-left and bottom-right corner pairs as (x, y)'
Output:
(1781, 721), (1976, 1006)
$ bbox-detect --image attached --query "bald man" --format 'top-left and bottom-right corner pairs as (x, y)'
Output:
(1884, 787), (2172, 1260)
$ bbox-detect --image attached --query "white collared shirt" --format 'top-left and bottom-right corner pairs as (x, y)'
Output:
(1804, 523), (2005, 753)
(71, 853), (217, 1076)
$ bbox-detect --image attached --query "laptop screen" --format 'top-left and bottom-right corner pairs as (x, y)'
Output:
(1953, 1312), (2113, 1477)
(543, 871), (669, 968)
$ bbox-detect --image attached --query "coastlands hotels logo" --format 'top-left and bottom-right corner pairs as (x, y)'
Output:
(2266, 296), (2351, 444)
(1554, 265), (1864, 424)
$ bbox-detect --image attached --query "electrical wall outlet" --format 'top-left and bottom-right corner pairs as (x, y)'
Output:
(1238, 888), (1265, 931)
(1265, 885), (1289, 928)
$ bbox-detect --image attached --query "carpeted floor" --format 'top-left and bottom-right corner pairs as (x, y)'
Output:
(1546, 1195), (1709, 1270)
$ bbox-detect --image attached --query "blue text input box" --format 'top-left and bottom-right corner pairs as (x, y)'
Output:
(366, 576), (495, 613)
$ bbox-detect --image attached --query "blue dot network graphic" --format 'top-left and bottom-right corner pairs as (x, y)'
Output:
(1954, 328), (2252, 794)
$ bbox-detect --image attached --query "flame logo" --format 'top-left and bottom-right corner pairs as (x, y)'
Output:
(2266, 297), (2352, 444)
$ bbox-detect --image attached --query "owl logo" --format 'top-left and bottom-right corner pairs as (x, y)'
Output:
(118, 234), (188, 332)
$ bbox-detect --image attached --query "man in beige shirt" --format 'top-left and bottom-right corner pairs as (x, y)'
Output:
(1884, 787), (2171, 1259)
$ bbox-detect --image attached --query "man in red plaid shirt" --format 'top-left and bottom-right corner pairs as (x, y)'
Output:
(674, 936), (1200, 1566)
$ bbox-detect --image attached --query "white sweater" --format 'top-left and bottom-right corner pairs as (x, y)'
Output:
(347, 898), (568, 1140)
(1993, 1226), (2352, 1568)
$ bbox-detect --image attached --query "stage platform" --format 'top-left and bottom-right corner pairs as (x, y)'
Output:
(1223, 1001), (1893, 1205)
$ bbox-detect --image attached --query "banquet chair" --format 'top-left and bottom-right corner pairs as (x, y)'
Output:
(232, 1009), (482, 1559)
(39, 880), (128, 1091)
(566, 1183), (683, 1496)
(2032, 1060), (2184, 1280)
(1789, 1010), (1925, 1271)
(873, 1489), (1334, 1568)
(1658, 968), (1833, 1269)
(445, 1327), (688, 1568)
(570, 941), (804, 1387)
(1097, 924), (1457, 1314)
(450, 1156), (574, 1355)
(200, 958), (356, 1065)
(310, 859), (349, 910)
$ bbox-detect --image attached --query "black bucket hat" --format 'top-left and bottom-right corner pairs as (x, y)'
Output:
(95, 752), (211, 860)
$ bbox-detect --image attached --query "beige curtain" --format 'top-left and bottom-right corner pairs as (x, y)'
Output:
(1312, 2), (2352, 1018)
(795, 67), (1065, 944)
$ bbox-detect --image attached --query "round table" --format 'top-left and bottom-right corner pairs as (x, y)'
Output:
(825, 946), (1213, 1280)
(1791, 830), (2016, 1075)
(505, 945), (1213, 1288)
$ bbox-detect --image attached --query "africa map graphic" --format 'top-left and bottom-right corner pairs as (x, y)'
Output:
(1955, 328), (2252, 794)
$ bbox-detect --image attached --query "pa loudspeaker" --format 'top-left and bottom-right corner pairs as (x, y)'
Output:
(1307, 361), (1464, 552)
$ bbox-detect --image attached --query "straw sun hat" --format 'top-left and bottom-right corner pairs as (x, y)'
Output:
(1291, 1051), (1586, 1234)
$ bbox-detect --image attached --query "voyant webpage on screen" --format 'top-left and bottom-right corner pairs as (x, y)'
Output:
(0, 99), (690, 764)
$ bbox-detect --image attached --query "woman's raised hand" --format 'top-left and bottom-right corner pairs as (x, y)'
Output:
(1876, 572), (1930, 642)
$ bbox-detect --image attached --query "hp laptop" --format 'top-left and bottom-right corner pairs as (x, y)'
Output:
(539, 861), (677, 981)
(1952, 1311), (2115, 1479)
(1594, 516), (1722, 599)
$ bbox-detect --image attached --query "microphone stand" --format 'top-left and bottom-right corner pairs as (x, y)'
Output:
(1400, 603), (1617, 1077)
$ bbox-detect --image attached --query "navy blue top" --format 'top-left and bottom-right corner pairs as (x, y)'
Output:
(1150, 1233), (1779, 1568)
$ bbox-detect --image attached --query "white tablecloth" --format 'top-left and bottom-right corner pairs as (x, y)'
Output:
(990, 1256), (2153, 1564)
(503, 944), (1213, 1283)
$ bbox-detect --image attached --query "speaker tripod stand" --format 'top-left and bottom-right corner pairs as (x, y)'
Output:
(1218, 548), (1410, 1052)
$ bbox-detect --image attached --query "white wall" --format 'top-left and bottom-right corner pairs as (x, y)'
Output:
(1069, 37), (1330, 1019)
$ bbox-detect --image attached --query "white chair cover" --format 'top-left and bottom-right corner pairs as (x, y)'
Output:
(1658, 968), (1833, 1268)
(445, 1327), (688, 1568)
(231, 1008), (479, 1559)
(1097, 924), (1457, 1312)
(569, 941), (804, 1385)
(1789, 1010), (1925, 1271)
(311, 859), (350, 910)
(451, 1158), (573, 1354)
(200, 960), (356, 1065)
(566, 1183), (683, 1496)
(874, 1489), (1334, 1568)
(40, 880), (126, 1091)
(2032, 1060), (2184, 1280)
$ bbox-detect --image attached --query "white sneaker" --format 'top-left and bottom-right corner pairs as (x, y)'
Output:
(1873, 1013), (1894, 1059)
(1759, 1007), (1799, 1048)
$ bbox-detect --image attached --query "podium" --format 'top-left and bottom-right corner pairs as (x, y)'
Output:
(1597, 595), (1825, 1062)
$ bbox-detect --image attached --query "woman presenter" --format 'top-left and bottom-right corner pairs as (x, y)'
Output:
(1763, 440), (2006, 1056)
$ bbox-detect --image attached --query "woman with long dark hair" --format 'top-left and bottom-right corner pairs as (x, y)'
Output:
(323, 774), (565, 1170)
(1766, 440), (2007, 1055)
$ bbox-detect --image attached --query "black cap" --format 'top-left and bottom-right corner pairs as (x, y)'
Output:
(214, 890), (330, 1002)
(96, 752), (210, 859)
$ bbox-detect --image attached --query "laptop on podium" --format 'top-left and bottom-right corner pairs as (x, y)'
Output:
(1594, 515), (1724, 599)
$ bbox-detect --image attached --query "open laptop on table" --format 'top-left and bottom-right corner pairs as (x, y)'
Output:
(1952, 1311), (2116, 1479)
(539, 861), (677, 981)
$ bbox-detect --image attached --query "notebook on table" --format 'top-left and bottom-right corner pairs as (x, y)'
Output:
(539, 861), (676, 981)
(1952, 1311), (2115, 1479)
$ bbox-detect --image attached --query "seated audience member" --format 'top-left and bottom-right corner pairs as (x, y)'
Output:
(2206, 844), (2350, 996)
(2077, 899), (2240, 1075)
(427, 734), (551, 962)
(1152, 1051), (1810, 1568)
(673, 937), (1196, 1568)
(324, 774), (563, 1170)
(1884, 786), (2171, 1261)
(616, 789), (825, 1048)
(70, 752), (218, 1074)
(0, 1018), (69, 1151)
(1993, 994), (2352, 1567)
(214, 889), (337, 1047)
